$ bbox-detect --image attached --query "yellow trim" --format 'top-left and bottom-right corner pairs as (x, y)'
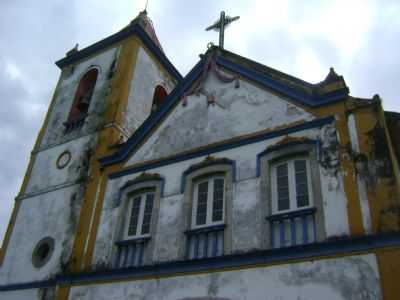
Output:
(70, 36), (141, 272)
(335, 110), (365, 235)
(312, 102), (366, 235)
(105, 36), (140, 128)
(376, 247), (400, 300)
(0, 71), (64, 266)
(0, 201), (21, 266)
(82, 173), (109, 269)
(376, 100), (400, 198)
(55, 285), (70, 300)
(349, 102), (400, 233)
(352, 109), (379, 233)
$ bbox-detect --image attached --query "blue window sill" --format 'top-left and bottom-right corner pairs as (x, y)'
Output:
(115, 236), (151, 247)
(184, 224), (226, 235)
(266, 207), (317, 222)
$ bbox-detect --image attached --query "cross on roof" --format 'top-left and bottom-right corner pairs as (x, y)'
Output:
(206, 11), (240, 49)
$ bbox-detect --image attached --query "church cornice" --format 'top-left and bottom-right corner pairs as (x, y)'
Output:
(55, 23), (182, 82)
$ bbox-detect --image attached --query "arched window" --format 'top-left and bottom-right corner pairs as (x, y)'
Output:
(181, 158), (235, 260)
(113, 174), (163, 268)
(151, 85), (168, 112)
(65, 69), (98, 133)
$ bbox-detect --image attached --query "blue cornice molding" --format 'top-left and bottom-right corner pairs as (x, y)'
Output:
(2, 233), (400, 292)
(256, 139), (318, 177)
(216, 56), (349, 108)
(107, 117), (334, 180)
(55, 24), (182, 82)
(113, 174), (165, 207)
(180, 158), (237, 193)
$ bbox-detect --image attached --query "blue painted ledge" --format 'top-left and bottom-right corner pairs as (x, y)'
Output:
(1, 233), (400, 292)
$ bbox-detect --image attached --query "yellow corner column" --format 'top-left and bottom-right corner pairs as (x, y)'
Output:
(315, 103), (366, 236)
(69, 37), (141, 272)
(351, 101), (400, 233)
(376, 247), (400, 299)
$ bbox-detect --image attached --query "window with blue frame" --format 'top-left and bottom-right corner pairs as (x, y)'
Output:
(185, 174), (226, 260)
(181, 158), (236, 261)
(191, 175), (225, 228)
(114, 183), (161, 269)
(268, 156), (317, 248)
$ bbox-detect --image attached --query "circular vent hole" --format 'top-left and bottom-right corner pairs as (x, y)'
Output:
(32, 237), (55, 268)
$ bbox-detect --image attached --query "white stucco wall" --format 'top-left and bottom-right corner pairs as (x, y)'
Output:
(92, 124), (350, 267)
(126, 72), (315, 166)
(70, 254), (381, 300)
(0, 289), (40, 300)
(124, 47), (176, 136)
(24, 135), (95, 195)
(0, 185), (82, 285)
(40, 46), (119, 148)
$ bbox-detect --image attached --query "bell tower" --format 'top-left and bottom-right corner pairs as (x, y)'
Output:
(0, 10), (181, 294)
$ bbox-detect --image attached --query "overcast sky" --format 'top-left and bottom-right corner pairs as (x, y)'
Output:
(0, 0), (399, 242)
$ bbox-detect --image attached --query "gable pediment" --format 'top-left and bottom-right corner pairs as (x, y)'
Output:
(124, 69), (315, 166)
(100, 49), (348, 168)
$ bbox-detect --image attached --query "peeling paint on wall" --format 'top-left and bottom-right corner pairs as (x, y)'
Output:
(123, 47), (176, 137)
(70, 254), (381, 300)
(126, 73), (315, 166)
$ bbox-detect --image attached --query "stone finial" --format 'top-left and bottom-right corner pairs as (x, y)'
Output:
(373, 94), (381, 102)
(66, 43), (79, 57)
(324, 67), (340, 83)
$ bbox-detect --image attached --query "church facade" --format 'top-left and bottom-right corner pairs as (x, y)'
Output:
(1, 11), (400, 300)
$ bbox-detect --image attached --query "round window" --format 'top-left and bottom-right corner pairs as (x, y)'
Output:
(32, 237), (55, 268)
(56, 150), (72, 169)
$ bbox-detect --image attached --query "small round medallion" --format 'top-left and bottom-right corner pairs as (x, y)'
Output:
(56, 150), (72, 169)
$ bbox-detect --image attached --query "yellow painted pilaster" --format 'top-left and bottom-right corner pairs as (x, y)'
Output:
(69, 37), (141, 272)
(351, 102), (400, 233)
(376, 100), (400, 198)
(82, 172), (110, 269)
(352, 109), (380, 233)
(335, 110), (365, 235)
(376, 247), (400, 300)
(55, 285), (71, 300)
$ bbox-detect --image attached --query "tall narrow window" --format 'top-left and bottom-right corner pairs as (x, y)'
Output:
(124, 190), (155, 239)
(271, 158), (312, 213)
(269, 157), (316, 248)
(151, 85), (168, 112)
(114, 179), (161, 269)
(65, 69), (98, 133)
(192, 175), (225, 229)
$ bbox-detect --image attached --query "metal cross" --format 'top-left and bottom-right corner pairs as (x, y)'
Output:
(206, 11), (240, 49)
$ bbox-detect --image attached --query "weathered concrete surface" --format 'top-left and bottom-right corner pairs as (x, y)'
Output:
(126, 72), (315, 166)
(92, 125), (349, 267)
(124, 47), (176, 137)
(40, 46), (119, 148)
(0, 185), (83, 285)
(0, 289), (39, 300)
(25, 135), (96, 195)
(70, 254), (381, 300)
